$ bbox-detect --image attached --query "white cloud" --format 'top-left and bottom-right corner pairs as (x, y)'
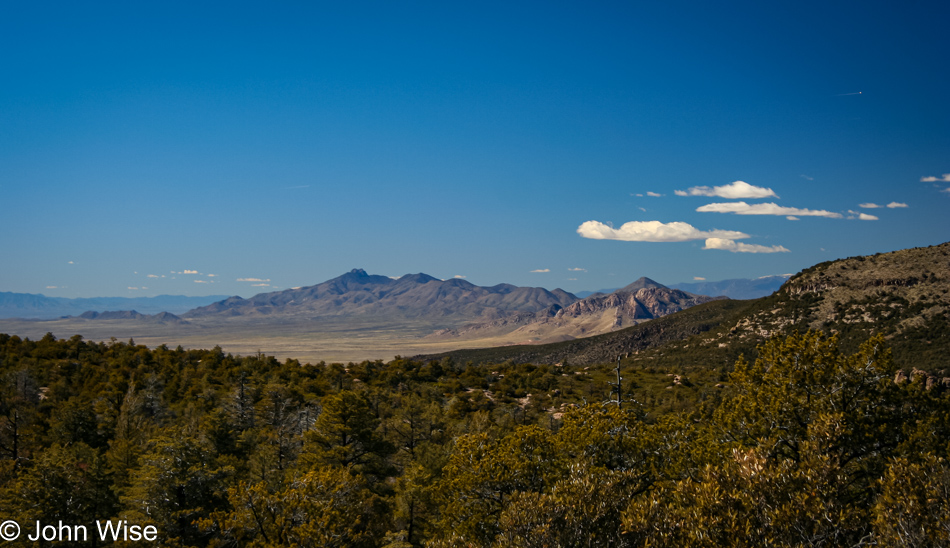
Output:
(128, 286), (140, 290)
(634, 193), (644, 197)
(237, 278), (271, 282)
(453, 275), (466, 279)
(703, 238), (790, 253)
(68, 261), (74, 265)
(147, 274), (159, 278)
(942, 187), (950, 194)
(530, 269), (551, 273)
(194, 280), (211, 283)
(577, 220), (749, 242)
(886, 202), (908, 208)
(183, 269), (199, 274)
(638, 207), (647, 212)
(46, 285), (59, 289)
(859, 203), (882, 209)
(252, 283), (271, 287)
(568, 267), (587, 272)
(846, 210), (878, 221)
(800, 175), (814, 181)
(676, 181), (778, 199)
(693, 276), (706, 281)
(207, 273), (218, 277)
(921, 174), (950, 182)
(696, 201), (842, 218)
(646, 191), (663, 197)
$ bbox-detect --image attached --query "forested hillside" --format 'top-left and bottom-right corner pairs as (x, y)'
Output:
(0, 331), (947, 546)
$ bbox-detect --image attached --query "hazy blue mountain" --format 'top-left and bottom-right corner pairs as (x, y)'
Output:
(669, 275), (790, 300)
(0, 292), (230, 319)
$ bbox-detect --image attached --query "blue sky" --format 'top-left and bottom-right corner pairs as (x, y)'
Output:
(2, 1), (948, 298)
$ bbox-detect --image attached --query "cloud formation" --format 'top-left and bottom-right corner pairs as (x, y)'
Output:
(252, 283), (271, 287)
(646, 191), (663, 197)
(237, 278), (271, 282)
(578, 220), (749, 242)
(568, 267), (587, 272)
(703, 238), (790, 253)
(453, 275), (466, 279)
(530, 269), (550, 273)
(921, 174), (950, 182)
(696, 201), (842, 218)
(861, 202), (908, 209)
(675, 181), (778, 199)
(183, 269), (198, 274)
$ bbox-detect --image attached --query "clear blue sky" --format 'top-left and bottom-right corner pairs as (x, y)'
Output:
(2, 1), (948, 298)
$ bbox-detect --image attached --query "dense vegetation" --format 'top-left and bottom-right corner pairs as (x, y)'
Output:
(0, 331), (948, 547)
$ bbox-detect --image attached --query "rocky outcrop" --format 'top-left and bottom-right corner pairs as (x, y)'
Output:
(894, 368), (950, 392)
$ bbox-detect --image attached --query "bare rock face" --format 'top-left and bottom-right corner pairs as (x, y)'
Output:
(894, 370), (908, 384)
(556, 287), (720, 322)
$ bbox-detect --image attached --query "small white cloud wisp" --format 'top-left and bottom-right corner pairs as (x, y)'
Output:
(703, 238), (790, 253)
(697, 202), (842, 218)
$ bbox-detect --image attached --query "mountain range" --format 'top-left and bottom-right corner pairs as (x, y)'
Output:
(418, 242), (950, 370)
(1, 243), (947, 364)
(0, 269), (727, 362)
(428, 277), (721, 344)
(184, 269), (577, 321)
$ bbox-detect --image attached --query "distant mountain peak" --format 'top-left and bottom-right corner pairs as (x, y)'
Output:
(617, 277), (666, 293)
